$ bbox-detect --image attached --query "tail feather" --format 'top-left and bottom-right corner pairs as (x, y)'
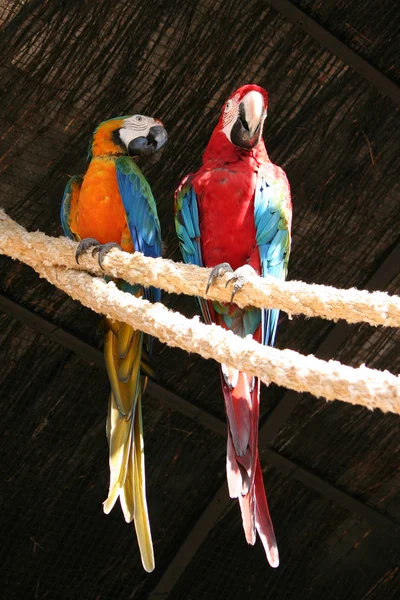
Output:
(226, 431), (242, 498)
(131, 394), (155, 572)
(119, 327), (141, 385)
(102, 318), (156, 380)
(119, 440), (135, 521)
(221, 371), (251, 457)
(105, 318), (120, 337)
(238, 490), (256, 546)
(118, 340), (138, 382)
(254, 460), (279, 568)
(103, 392), (132, 514)
(103, 320), (155, 572)
(117, 322), (134, 358)
(222, 367), (278, 567)
(104, 330), (129, 415)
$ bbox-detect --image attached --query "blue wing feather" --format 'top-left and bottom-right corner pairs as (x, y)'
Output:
(116, 156), (162, 303)
(174, 179), (202, 267)
(254, 171), (291, 347)
(174, 178), (212, 323)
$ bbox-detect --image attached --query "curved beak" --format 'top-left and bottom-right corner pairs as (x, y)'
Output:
(230, 91), (266, 149)
(128, 124), (168, 157)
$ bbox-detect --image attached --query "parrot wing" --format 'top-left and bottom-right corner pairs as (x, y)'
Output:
(174, 175), (213, 324)
(254, 166), (291, 348)
(116, 156), (162, 303)
(174, 175), (202, 267)
(60, 175), (83, 241)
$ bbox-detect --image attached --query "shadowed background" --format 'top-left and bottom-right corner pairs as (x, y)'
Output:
(0, 1), (399, 598)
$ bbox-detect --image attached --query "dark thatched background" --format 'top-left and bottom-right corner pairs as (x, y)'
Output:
(0, 1), (399, 599)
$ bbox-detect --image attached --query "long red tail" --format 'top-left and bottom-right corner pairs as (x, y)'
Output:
(222, 371), (279, 567)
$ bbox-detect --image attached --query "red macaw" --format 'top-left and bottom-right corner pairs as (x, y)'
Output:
(60, 114), (168, 572)
(174, 85), (292, 567)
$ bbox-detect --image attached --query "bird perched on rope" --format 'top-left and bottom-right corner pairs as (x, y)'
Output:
(174, 85), (291, 567)
(60, 114), (168, 572)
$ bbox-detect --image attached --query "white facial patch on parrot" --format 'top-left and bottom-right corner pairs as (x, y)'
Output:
(221, 91), (267, 141)
(221, 93), (240, 139)
(119, 115), (155, 148)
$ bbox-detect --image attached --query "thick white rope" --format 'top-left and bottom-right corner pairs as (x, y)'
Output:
(0, 209), (399, 327)
(0, 211), (399, 414)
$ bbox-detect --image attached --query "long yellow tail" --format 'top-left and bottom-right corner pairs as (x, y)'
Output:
(102, 319), (154, 573)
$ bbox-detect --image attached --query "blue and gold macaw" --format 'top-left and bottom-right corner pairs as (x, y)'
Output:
(61, 114), (168, 572)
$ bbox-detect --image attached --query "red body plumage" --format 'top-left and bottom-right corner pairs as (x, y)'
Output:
(192, 131), (273, 272)
(175, 85), (291, 567)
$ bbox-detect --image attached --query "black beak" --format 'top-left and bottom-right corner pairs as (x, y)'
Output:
(230, 101), (262, 150)
(128, 125), (168, 157)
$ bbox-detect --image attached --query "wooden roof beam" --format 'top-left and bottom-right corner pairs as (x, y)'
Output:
(265, 0), (400, 105)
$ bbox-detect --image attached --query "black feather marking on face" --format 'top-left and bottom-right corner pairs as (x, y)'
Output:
(230, 101), (261, 150)
(112, 128), (125, 152)
(238, 102), (249, 131)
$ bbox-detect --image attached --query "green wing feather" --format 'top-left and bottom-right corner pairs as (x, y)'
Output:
(60, 175), (82, 240)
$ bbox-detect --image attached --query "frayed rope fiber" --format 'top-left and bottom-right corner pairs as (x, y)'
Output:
(0, 209), (399, 413)
(1, 210), (399, 328)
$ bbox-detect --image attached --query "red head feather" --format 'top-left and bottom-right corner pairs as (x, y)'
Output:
(204, 84), (269, 164)
(214, 84), (269, 132)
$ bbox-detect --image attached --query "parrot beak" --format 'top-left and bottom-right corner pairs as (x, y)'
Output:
(128, 125), (168, 157)
(230, 91), (266, 150)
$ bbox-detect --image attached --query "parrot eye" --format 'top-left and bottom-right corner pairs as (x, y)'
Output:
(135, 115), (144, 122)
(225, 100), (232, 112)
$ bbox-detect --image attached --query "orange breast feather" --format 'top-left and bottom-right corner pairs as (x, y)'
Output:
(76, 158), (133, 252)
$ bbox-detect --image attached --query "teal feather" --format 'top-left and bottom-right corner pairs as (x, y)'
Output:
(255, 169), (291, 347)
(60, 175), (82, 241)
(174, 178), (212, 324)
(115, 156), (162, 303)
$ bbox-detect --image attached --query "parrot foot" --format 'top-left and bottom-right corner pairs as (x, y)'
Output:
(205, 262), (234, 294)
(75, 238), (100, 264)
(91, 242), (122, 269)
(225, 264), (258, 302)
